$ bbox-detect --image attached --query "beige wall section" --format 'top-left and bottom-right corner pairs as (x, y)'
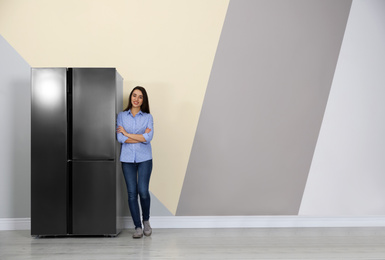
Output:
(0, 0), (229, 215)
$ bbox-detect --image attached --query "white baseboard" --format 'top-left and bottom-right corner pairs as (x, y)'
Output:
(2, 216), (385, 231)
(0, 218), (30, 231)
(147, 216), (385, 229)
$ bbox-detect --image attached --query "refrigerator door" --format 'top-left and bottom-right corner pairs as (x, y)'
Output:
(72, 161), (116, 235)
(72, 68), (116, 160)
(31, 68), (68, 236)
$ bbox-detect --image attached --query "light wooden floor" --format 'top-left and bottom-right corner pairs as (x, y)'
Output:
(1, 227), (385, 259)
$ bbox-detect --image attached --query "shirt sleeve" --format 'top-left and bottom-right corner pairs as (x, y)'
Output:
(142, 114), (154, 144)
(116, 112), (129, 144)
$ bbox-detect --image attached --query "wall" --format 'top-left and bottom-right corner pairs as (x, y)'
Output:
(177, 0), (352, 216)
(0, 0), (229, 218)
(299, 0), (385, 215)
(0, 35), (31, 218)
(1, 0), (385, 223)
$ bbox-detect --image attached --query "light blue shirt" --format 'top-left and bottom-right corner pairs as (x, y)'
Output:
(116, 110), (154, 163)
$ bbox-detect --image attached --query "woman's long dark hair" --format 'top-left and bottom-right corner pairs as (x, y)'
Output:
(124, 86), (150, 113)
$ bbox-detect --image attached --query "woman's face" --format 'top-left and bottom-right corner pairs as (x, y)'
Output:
(131, 89), (144, 109)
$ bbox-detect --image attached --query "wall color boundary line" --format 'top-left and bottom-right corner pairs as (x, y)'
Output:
(3, 216), (385, 231)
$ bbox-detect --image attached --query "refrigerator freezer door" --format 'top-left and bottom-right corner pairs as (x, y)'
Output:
(72, 68), (116, 160)
(72, 161), (116, 235)
(31, 68), (68, 236)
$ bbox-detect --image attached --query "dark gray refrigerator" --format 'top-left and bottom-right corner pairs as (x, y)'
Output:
(31, 68), (124, 237)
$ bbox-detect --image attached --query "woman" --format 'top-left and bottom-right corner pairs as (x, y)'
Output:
(116, 86), (154, 238)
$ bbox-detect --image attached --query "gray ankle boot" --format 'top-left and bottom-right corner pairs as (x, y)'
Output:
(143, 220), (152, 236)
(133, 227), (143, 238)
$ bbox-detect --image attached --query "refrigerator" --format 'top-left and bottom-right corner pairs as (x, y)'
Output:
(31, 68), (124, 237)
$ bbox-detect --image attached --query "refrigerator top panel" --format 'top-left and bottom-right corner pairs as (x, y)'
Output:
(72, 68), (116, 160)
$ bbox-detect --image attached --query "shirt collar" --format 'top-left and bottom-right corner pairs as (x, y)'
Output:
(128, 109), (143, 116)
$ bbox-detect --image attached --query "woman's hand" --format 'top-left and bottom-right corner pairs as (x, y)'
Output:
(116, 126), (128, 136)
(144, 128), (151, 134)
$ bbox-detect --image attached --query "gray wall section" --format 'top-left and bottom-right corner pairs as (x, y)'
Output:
(150, 192), (173, 216)
(177, 0), (352, 216)
(0, 35), (31, 218)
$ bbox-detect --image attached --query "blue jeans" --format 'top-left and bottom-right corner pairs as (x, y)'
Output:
(122, 160), (152, 229)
